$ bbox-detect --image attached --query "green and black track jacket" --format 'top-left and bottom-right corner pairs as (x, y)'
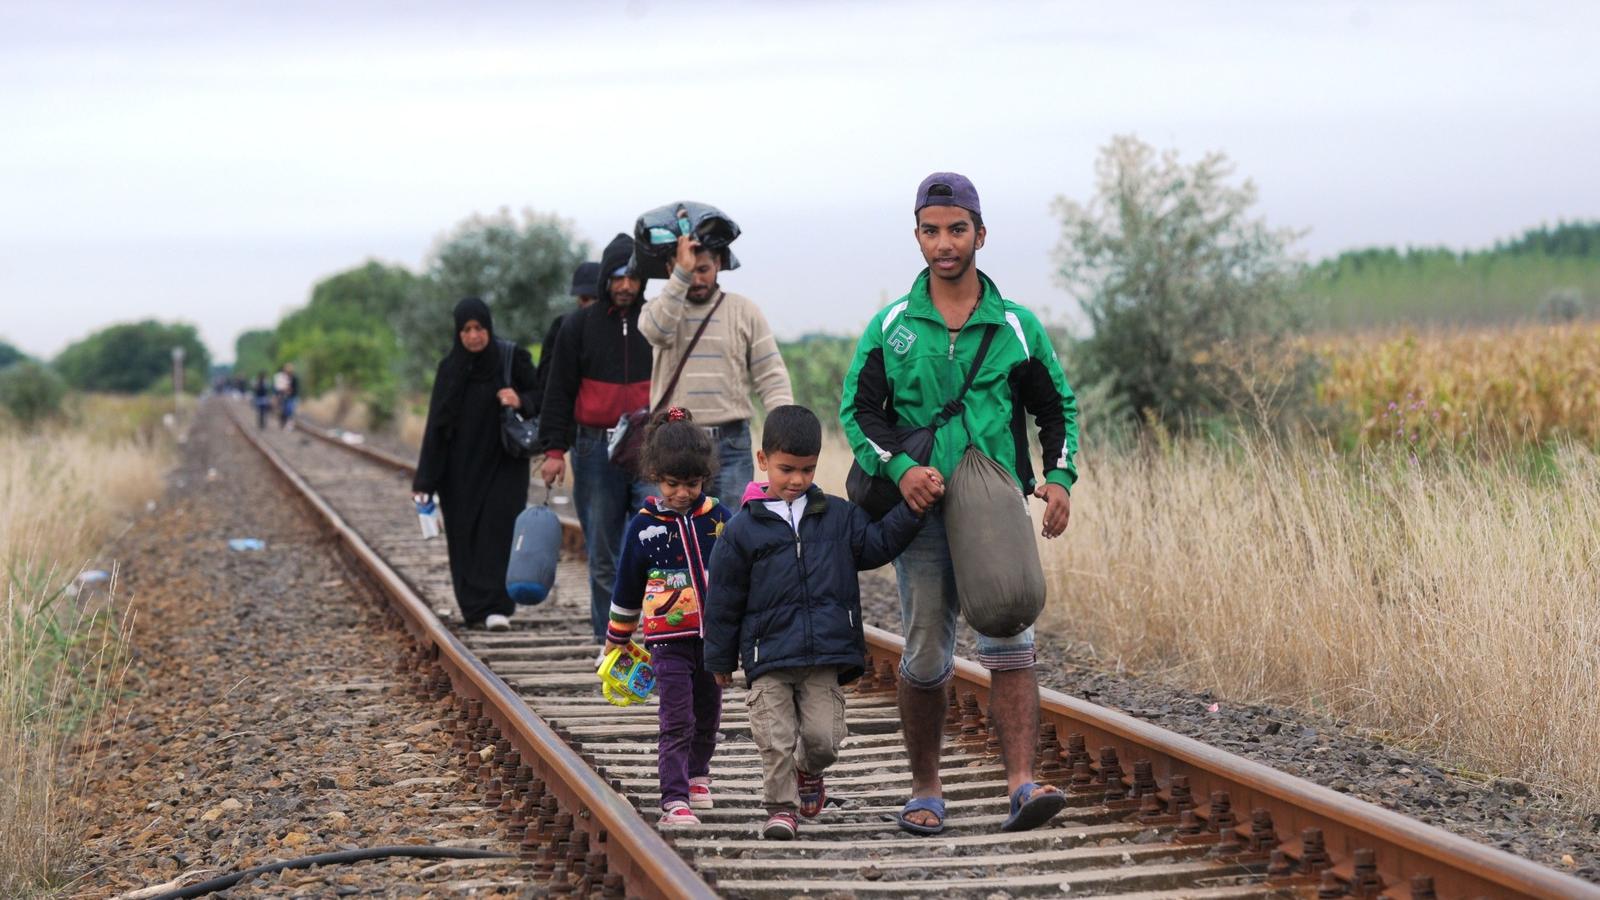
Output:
(840, 269), (1079, 495)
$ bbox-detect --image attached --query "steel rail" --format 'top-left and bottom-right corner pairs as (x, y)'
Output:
(284, 419), (417, 473)
(289, 419), (584, 553)
(231, 412), (715, 899)
(862, 629), (1597, 900)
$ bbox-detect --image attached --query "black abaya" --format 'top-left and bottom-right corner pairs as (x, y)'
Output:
(413, 299), (538, 624)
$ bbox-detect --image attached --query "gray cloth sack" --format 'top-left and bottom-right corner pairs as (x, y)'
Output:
(945, 446), (1046, 637)
(506, 503), (562, 606)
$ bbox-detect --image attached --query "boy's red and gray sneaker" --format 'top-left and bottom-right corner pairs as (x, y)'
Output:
(689, 777), (713, 809)
(797, 770), (826, 818)
(659, 803), (700, 826)
(762, 810), (798, 840)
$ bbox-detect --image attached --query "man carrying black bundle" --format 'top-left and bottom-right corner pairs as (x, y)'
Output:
(538, 236), (654, 643)
(529, 261), (600, 440)
(639, 228), (792, 504)
(840, 172), (1079, 836)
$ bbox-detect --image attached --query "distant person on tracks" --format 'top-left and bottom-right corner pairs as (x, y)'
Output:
(603, 407), (730, 825)
(537, 235), (654, 644)
(412, 297), (540, 631)
(839, 172), (1080, 835)
(705, 404), (923, 840)
(639, 231), (793, 504)
(251, 371), (272, 430)
(273, 362), (300, 429)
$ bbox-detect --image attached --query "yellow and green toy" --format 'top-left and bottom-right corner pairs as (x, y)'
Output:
(597, 640), (656, 707)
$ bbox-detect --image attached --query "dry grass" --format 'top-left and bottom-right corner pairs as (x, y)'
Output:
(0, 399), (172, 895)
(1042, 433), (1600, 811)
(297, 390), (368, 432)
(299, 391), (428, 450)
(1309, 320), (1600, 448)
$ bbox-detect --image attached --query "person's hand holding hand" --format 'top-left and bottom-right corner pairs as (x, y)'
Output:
(497, 388), (520, 408)
(898, 466), (945, 514)
(713, 672), (732, 689)
(540, 455), (566, 487)
(1034, 483), (1071, 538)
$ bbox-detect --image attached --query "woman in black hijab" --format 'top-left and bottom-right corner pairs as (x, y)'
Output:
(413, 297), (539, 630)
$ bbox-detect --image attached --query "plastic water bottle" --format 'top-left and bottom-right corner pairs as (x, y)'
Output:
(416, 495), (442, 539)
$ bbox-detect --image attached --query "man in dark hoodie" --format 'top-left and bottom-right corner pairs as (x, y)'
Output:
(527, 260), (599, 448)
(538, 235), (655, 643)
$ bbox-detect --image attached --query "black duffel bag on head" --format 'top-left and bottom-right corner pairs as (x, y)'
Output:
(846, 324), (997, 520)
(498, 339), (540, 459)
(632, 200), (742, 278)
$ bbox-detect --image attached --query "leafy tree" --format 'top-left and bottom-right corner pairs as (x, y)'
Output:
(277, 326), (396, 399)
(779, 334), (858, 429)
(1054, 135), (1312, 430)
(394, 208), (587, 387)
(232, 329), (278, 379)
(305, 259), (419, 321)
(0, 361), (67, 426)
(0, 339), (24, 370)
(268, 260), (421, 405)
(1496, 220), (1600, 258)
(53, 320), (211, 394)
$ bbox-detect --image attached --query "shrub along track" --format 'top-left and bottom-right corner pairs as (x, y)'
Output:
(233, 399), (1595, 899)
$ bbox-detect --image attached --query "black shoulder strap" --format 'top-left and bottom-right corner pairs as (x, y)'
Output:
(498, 338), (515, 388)
(932, 324), (997, 428)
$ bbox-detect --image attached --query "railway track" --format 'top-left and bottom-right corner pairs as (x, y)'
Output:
(229, 400), (1595, 899)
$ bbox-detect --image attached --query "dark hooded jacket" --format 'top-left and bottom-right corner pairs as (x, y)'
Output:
(413, 297), (538, 623)
(537, 234), (653, 452)
(704, 483), (922, 685)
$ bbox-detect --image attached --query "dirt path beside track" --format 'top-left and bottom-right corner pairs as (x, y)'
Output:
(71, 409), (538, 898)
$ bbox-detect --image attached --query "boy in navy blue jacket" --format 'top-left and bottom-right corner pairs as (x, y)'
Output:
(705, 405), (922, 840)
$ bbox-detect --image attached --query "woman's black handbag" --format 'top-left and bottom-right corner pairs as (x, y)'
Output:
(498, 339), (540, 459)
(845, 325), (997, 519)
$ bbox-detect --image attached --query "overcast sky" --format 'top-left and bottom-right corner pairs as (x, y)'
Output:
(3, 0), (1597, 361)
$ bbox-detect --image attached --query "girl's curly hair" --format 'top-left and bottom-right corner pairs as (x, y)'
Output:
(639, 407), (717, 481)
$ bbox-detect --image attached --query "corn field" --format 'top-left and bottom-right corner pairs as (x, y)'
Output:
(1309, 321), (1600, 450)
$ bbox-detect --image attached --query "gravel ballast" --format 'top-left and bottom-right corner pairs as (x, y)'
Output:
(72, 410), (538, 898)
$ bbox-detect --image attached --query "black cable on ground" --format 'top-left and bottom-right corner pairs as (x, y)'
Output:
(148, 845), (516, 899)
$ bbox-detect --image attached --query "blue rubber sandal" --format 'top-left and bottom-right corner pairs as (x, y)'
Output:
(897, 796), (947, 836)
(1000, 782), (1066, 832)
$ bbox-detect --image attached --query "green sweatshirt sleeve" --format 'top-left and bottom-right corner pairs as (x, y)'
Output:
(1021, 312), (1080, 491)
(839, 313), (898, 480)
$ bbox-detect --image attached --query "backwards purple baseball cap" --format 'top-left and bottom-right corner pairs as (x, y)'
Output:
(914, 171), (981, 218)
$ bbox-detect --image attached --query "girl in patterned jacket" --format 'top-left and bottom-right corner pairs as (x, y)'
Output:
(606, 407), (731, 824)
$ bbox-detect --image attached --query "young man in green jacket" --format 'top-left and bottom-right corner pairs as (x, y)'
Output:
(840, 172), (1080, 835)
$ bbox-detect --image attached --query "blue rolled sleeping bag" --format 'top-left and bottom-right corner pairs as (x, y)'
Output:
(506, 503), (562, 605)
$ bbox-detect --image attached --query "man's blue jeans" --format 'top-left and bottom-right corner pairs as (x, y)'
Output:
(893, 506), (1036, 687)
(571, 426), (652, 643)
(710, 418), (753, 506)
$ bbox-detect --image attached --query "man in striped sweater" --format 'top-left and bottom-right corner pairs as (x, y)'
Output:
(639, 234), (793, 504)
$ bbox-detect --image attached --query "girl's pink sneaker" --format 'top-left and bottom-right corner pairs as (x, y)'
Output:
(689, 777), (713, 809)
(659, 803), (701, 825)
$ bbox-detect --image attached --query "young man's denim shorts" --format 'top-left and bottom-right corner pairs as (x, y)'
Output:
(892, 507), (1036, 688)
